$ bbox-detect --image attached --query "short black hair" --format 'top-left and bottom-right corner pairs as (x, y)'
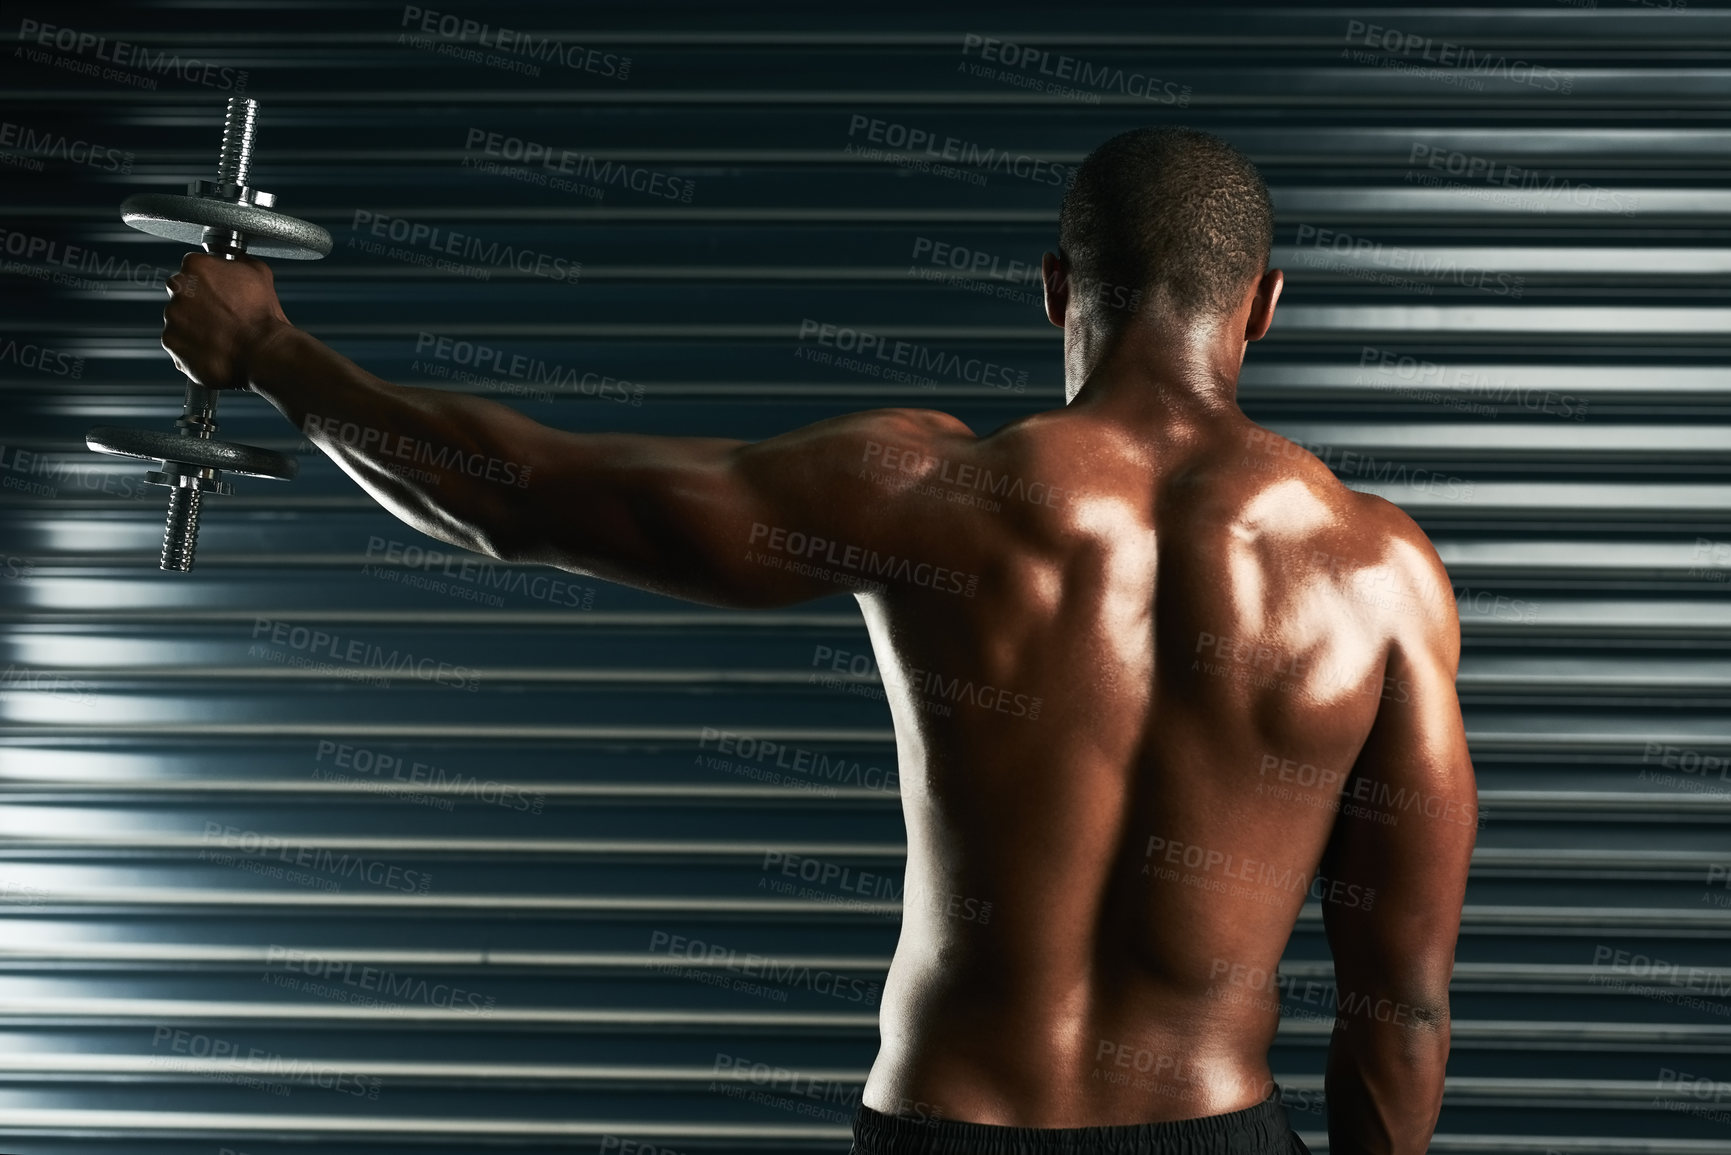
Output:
(1058, 127), (1273, 321)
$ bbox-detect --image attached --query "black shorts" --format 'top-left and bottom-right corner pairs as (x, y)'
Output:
(849, 1088), (1312, 1155)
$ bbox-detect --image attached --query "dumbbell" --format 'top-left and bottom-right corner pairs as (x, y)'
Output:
(86, 96), (331, 572)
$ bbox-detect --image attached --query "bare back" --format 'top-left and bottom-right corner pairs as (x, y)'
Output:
(850, 403), (1473, 1127)
(222, 263), (1479, 1144)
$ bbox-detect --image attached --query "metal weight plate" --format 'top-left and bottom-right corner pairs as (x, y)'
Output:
(86, 425), (299, 480)
(121, 193), (332, 260)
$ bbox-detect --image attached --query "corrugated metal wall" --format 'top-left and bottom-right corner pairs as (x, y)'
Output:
(1, 3), (1728, 1152)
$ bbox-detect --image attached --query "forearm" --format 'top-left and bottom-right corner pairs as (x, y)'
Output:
(246, 322), (540, 557)
(1324, 1011), (1449, 1155)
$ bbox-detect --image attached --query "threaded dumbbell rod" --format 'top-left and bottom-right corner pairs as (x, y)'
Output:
(215, 97), (258, 187)
(157, 383), (221, 573)
(157, 96), (261, 572)
(161, 486), (201, 571)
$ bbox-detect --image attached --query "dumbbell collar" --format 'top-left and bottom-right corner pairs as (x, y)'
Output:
(189, 178), (276, 209)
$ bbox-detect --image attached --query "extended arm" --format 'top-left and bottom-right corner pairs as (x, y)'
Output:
(1319, 525), (1477, 1155)
(163, 252), (973, 607)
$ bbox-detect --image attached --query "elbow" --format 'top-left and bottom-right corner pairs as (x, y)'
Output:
(470, 516), (527, 564)
(434, 495), (527, 564)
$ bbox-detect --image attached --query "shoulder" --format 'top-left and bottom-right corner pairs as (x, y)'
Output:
(765, 407), (976, 455)
(1213, 428), (1458, 657)
(1348, 491), (1461, 662)
(1352, 491), (1451, 599)
(1228, 423), (1451, 607)
(836, 407), (976, 439)
(727, 408), (977, 483)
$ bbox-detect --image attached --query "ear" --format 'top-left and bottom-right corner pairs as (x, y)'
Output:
(1243, 268), (1284, 342)
(1042, 251), (1069, 328)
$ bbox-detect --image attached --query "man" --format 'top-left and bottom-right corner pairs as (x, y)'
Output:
(162, 126), (1476, 1155)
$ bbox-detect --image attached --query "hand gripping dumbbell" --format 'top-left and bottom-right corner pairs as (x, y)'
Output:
(85, 96), (331, 572)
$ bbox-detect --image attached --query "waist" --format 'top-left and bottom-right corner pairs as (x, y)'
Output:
(851, 1085), (1301, 1155)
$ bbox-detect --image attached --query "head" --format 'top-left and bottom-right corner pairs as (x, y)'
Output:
(1044, 127), (1282, 397)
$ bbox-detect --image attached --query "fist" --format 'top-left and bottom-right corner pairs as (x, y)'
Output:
(162, 252), (291, 390)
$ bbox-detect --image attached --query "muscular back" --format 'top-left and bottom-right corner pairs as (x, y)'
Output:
(240, 299), (1476, 1140)
(836, 404), (1476, 1128)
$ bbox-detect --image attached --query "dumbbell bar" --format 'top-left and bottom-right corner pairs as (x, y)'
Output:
(86, 96), (331, 572)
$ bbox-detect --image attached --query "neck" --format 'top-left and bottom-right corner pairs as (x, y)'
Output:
(1062, 310), (1247, 424)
